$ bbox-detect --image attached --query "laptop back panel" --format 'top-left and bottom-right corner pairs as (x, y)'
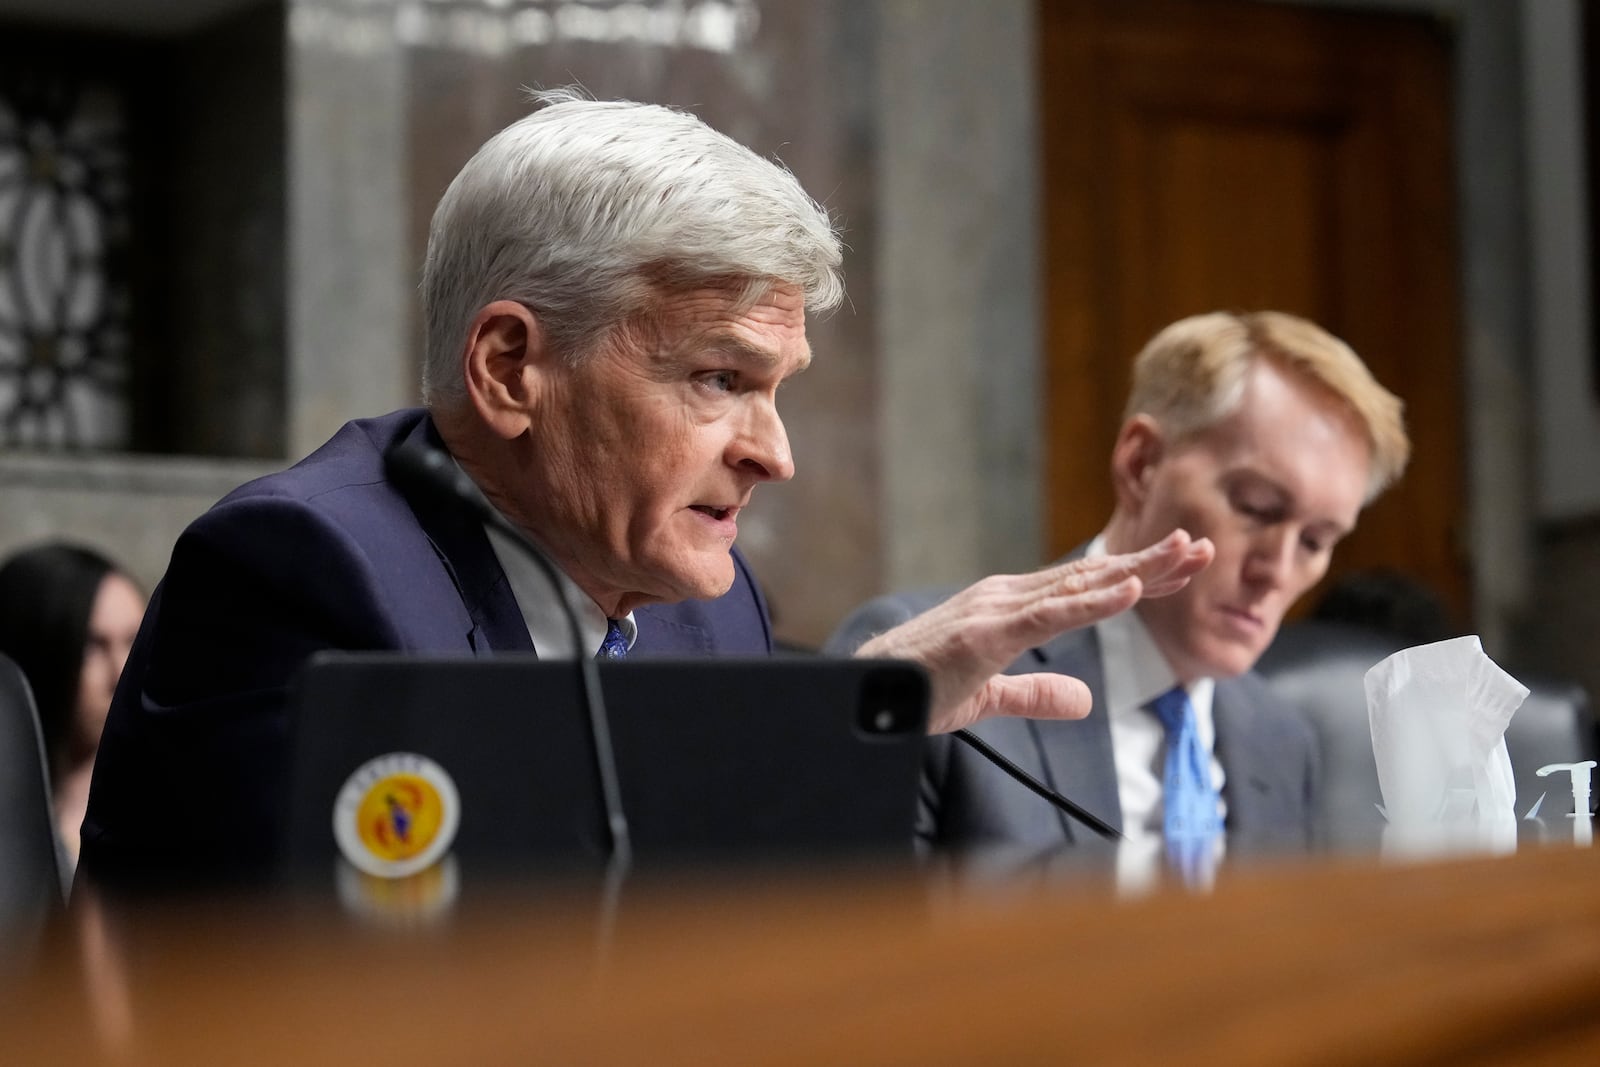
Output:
(283, 655), (927, 887)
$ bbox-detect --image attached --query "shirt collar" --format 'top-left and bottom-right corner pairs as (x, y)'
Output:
(444, 450), (635, 658)
(1086, 534), (1215, 720)
(483, 523), (637, 658)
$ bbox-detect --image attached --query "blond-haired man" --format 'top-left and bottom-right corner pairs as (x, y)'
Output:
(830, 312), (1409, 871)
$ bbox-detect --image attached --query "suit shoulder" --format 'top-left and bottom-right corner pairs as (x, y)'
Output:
(218, 409), (424, 507)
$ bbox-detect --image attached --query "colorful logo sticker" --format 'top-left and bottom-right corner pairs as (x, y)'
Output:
(333, 753), (460, 879)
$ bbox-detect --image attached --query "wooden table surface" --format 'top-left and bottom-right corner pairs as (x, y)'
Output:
(7, 841), (1600, 1065)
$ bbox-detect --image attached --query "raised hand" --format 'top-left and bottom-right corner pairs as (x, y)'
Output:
(855, 530), (1213, 734)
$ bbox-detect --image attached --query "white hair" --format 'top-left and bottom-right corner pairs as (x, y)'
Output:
(420, 88), (844, 406)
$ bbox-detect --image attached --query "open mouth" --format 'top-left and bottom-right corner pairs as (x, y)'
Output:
(690, 505), (734, 522)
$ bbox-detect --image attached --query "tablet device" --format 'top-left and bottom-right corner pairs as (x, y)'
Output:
(282, 654), (928, 890)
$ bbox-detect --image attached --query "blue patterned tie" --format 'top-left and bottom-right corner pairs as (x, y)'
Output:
(598, 618), (629, 659)
(1151, 686), (1222, 880)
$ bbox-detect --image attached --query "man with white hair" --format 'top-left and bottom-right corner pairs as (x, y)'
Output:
(81, 92), (1210, 889)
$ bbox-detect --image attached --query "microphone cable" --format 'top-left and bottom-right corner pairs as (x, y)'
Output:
(953, 729), (1121, 841)
(384, 438), (633, 871)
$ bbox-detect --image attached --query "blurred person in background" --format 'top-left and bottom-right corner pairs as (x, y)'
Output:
(1307, 567), (1460, 647)
(0, 543), (146, 867)
(830, 312), (1409, 882)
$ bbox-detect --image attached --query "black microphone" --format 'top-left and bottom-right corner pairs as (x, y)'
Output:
(952, 729), (1121, 840)
(384, 436), (633, 870)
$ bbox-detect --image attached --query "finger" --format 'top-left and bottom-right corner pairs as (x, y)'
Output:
(1139, 537), (1214, 597)
(1119, 530), (1203, 583)
(1007, 531), (1183, 598)
(1088, 532), (1212, 599)
(939, 671), (1093, 733)
(1009, 534), (1210, 641)
(1001, 575), (1142, 647)
(933, 533), (1208, 656)
(1045, 531), (1188, 595)
(973, 531), (1191, 616)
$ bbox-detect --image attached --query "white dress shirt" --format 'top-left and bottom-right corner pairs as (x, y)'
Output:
(1086, 536), (1225, 888)
(483, 523), (636, 659)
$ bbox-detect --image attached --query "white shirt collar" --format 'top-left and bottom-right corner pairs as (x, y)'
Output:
(1086, 532), (1221, 853)
(444, 451), (636, 658)
(1085, 534), (1215, 720)
(483, 523), (637, 659)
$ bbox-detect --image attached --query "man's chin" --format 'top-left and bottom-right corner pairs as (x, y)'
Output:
(651, 560), (736, 604)
(1183, 636), (1265, 681)
(1214, 644), (1269, 679)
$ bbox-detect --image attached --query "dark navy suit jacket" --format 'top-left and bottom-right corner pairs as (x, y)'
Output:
(80, 409), (773, 889)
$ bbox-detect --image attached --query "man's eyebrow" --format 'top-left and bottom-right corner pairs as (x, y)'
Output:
(1233, 469), (1354, 538)
(704, 336), (812, 374)
(1311, 515), (1354, 540)
(1228, 469), (1289, 500)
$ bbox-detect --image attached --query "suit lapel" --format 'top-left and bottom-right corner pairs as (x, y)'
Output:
(1021, 627), (1124, 837)
(633, 608), (711, 655)
(398, 416), (532, 656)
(1213, 680), (1279, 832)
(389, 418), (722, 659)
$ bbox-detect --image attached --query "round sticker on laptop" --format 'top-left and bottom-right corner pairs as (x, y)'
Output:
(333, 753), (460, 879)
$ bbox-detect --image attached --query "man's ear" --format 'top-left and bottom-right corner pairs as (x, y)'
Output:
(1109, 414), (1165, 513)
(460, 300), (548, 440)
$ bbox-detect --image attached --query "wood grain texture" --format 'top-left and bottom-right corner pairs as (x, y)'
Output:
(1040, 0), (1466, 621)
(7, 844), (1600, 1064)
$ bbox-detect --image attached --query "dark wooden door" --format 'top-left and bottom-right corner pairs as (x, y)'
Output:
(1040, 0), (1468, 620)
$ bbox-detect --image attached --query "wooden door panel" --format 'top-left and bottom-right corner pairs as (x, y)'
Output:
(1041, 0), (1466, 621)
(1122, 118), (1341, 318)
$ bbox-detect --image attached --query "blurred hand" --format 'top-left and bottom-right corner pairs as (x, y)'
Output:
(856, 529), (1213, 734)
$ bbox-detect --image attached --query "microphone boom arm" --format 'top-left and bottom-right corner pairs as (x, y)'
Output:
(384, 437), (633, 869)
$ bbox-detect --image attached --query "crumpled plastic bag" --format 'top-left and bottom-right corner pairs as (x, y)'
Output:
(1365, 636), (1528, 857)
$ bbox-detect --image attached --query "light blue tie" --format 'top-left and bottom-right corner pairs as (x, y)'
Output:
(1151, 686), (1222, 877)
(598, 618), (629, 660)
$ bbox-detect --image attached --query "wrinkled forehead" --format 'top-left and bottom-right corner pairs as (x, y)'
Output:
(633, 281), (812, 368)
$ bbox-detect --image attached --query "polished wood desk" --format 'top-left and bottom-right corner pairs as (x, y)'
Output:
(7, 843), (1600, 1064)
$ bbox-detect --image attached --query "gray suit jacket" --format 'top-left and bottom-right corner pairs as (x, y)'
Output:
(826, 588), (1319, 856)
